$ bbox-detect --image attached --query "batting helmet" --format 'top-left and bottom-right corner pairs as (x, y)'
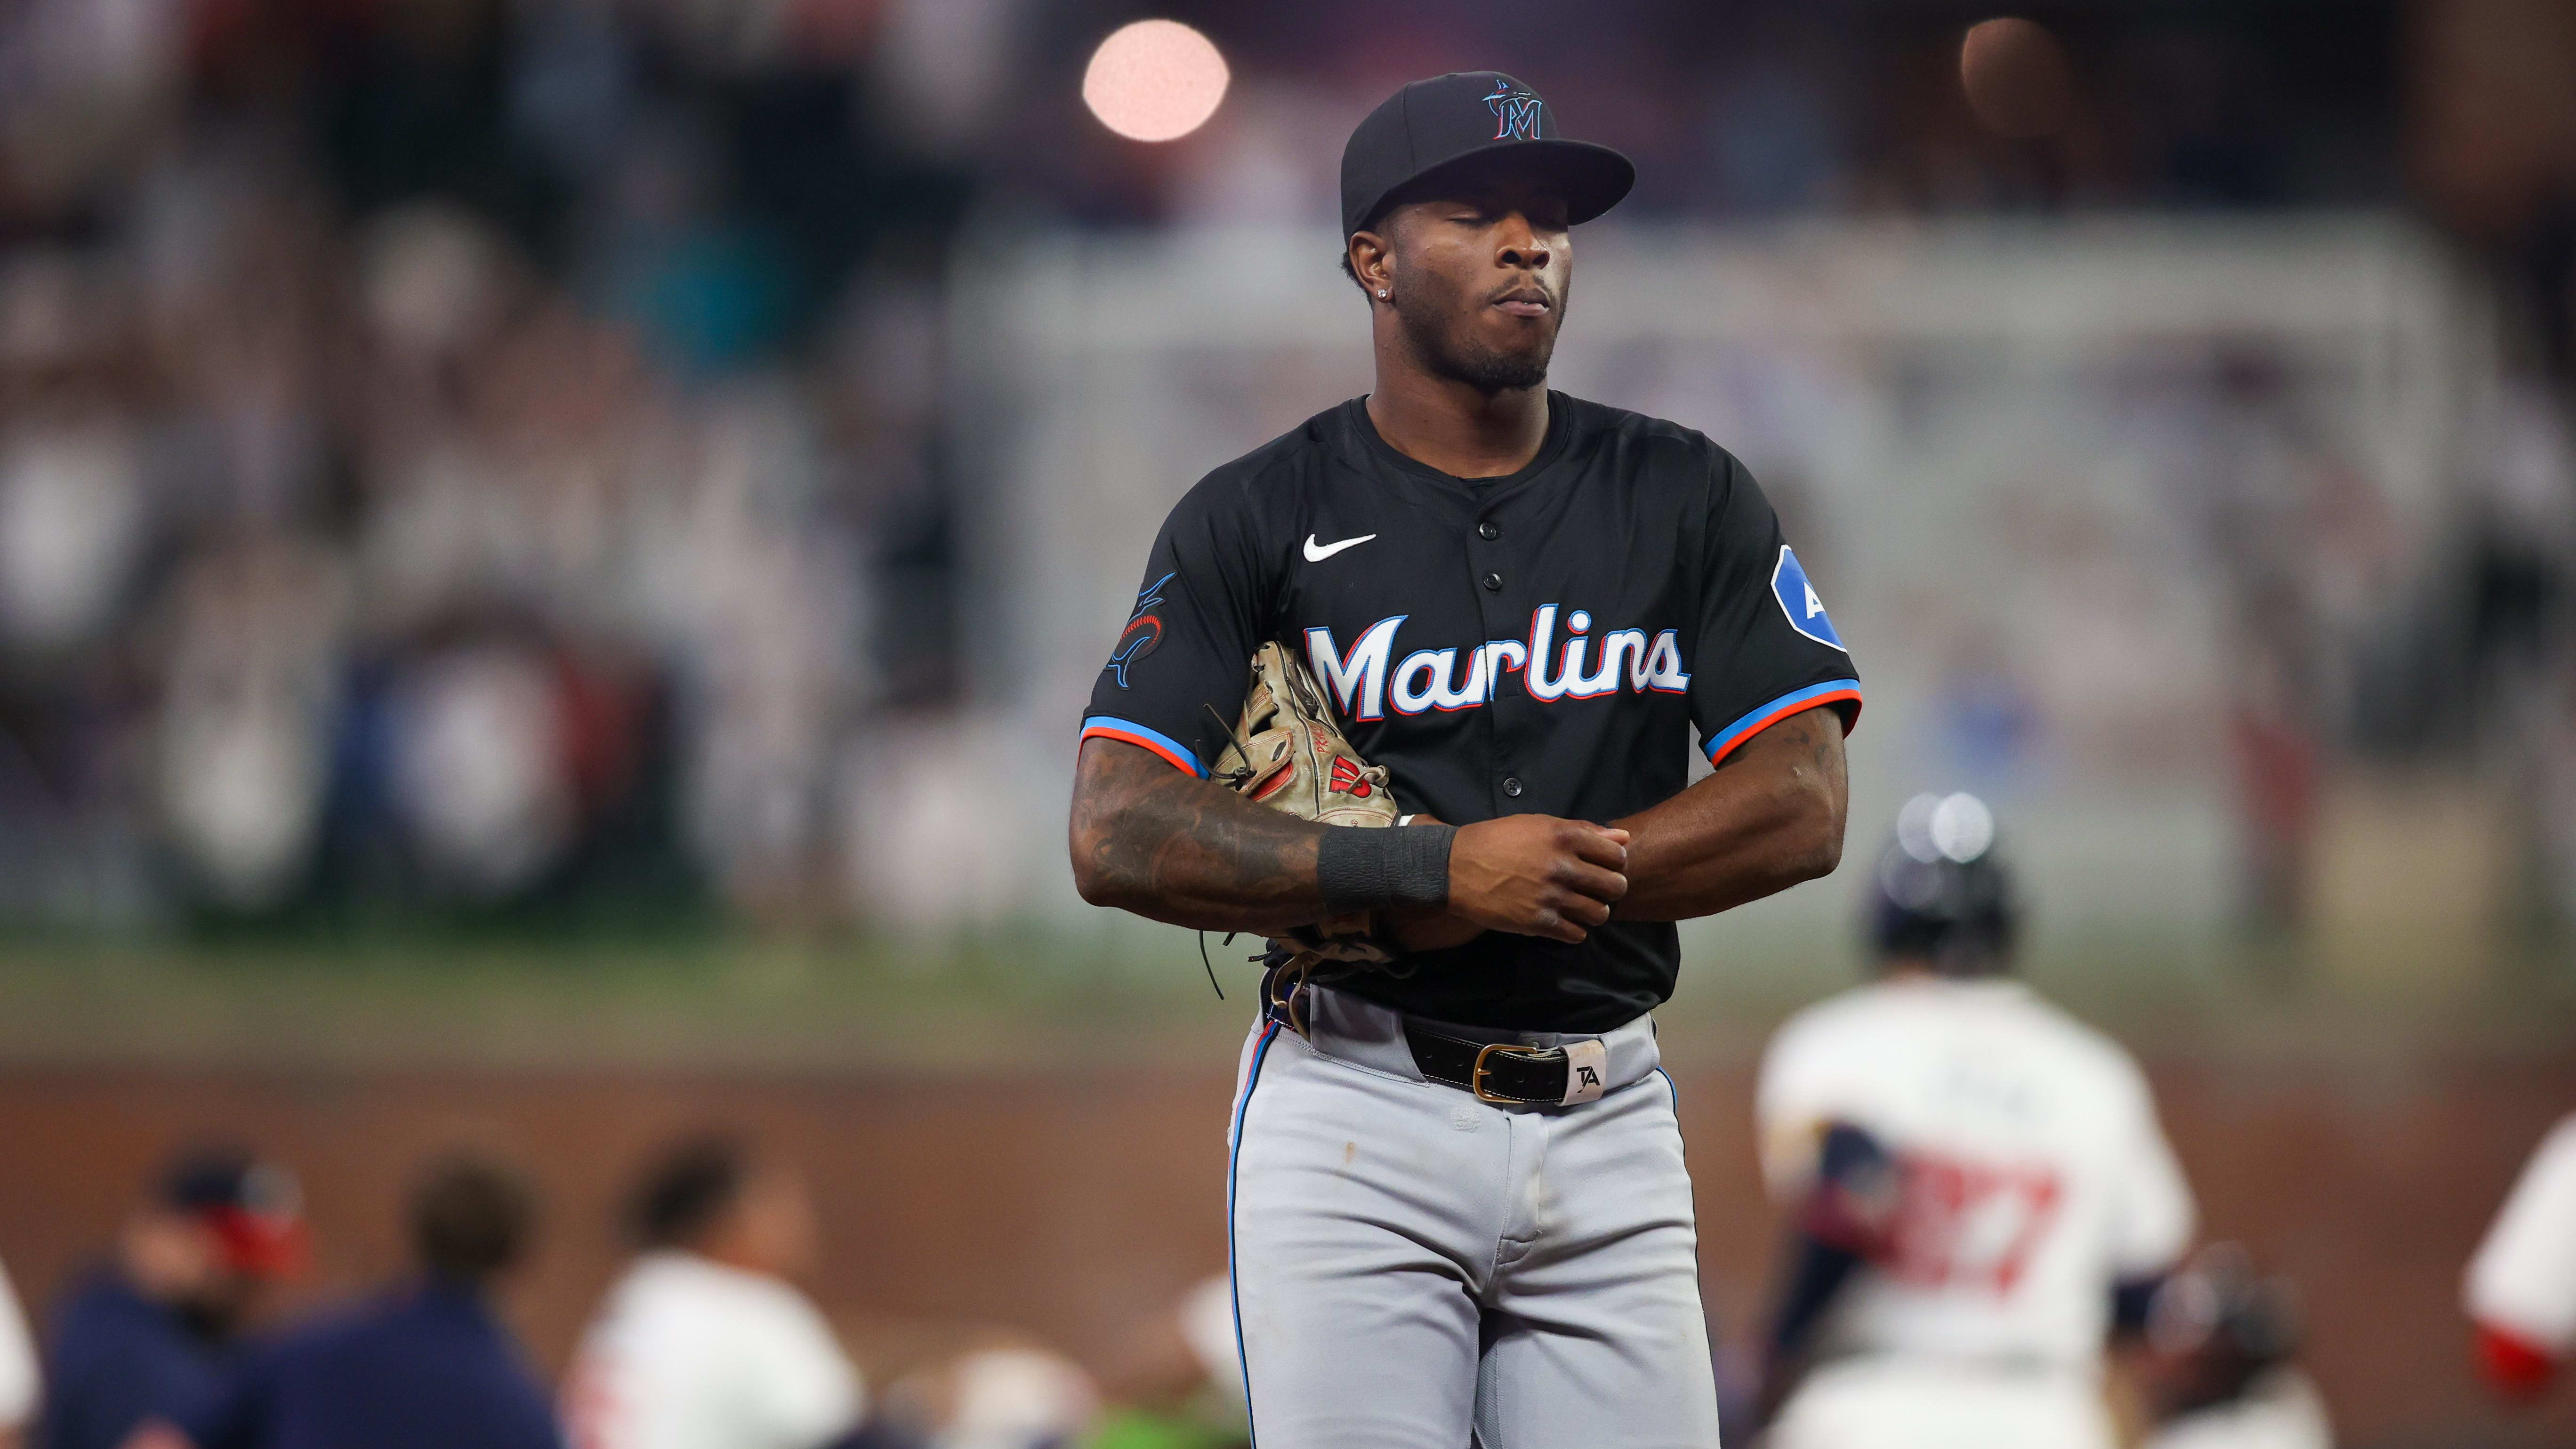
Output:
(1868, 792), (2016, 974)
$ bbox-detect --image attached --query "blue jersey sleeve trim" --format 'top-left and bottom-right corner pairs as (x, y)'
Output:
(1080, 716), (1208, 779)
(1704, 680), (1863, 765)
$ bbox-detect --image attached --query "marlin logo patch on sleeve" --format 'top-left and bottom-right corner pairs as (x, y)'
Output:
(1771, 546), (1845, 652)
(1106, 572), (1171, 688)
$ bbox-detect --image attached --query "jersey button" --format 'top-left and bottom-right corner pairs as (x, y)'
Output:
(1477, 520), (1500, 541)
(1501, 776), (1524, 798)
(1480, 571), (1503, 591)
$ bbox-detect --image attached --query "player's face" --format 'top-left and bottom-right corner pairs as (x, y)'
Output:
(1382, 174), (1572, 394)
(731, 1165), (820, 1278)
(125, 1211), (263, 1331)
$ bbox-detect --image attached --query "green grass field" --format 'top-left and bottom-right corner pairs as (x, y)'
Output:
(0, 910), (2566, 1073)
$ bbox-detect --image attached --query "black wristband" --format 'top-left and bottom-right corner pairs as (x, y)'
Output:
(1316, 822), (1457, 914)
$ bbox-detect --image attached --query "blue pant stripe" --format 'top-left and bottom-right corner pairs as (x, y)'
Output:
(1228, 1022), (1281, 1447)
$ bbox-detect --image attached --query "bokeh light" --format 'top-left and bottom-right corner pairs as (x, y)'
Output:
(1081, 20), (1230, 143)
(1960, 16), (2077, 139)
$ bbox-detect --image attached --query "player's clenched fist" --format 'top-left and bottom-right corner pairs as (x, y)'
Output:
(1447, 816), (1630, 943)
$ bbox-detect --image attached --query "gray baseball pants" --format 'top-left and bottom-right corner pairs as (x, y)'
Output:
(1225, 983), (1722, 1449)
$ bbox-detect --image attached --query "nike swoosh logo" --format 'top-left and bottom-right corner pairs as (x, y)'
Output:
(1303, 532), (1376, 563)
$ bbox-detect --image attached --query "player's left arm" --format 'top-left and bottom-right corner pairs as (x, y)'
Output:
(1387, 447), (1853, 948)
(1608, 702), (1848, 921)
(1382, 709), (1837, 947)
(1607, 446), (1857, 922)
(1749, 1118), (1895, 1425)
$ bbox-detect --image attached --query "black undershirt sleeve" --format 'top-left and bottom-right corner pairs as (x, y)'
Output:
(2111, 1273), (2166, 1338)
(1767, 1229), (1865, 1363)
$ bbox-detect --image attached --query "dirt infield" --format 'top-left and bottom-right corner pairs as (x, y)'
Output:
(0, 1053), (2570, 1448)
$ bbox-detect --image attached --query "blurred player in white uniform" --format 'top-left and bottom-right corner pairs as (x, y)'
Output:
(1092, 1274), (1246, 1445)
(1754, 793), (2197, 1449)
(0, 1253), (37, 1448)
(566, 1136), (867, 1449)
(2465, 1111), (2576, 1401)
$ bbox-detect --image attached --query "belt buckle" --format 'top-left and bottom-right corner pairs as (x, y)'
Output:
(1471, 1041), (1554, 1104)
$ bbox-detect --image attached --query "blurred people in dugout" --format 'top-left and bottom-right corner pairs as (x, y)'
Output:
(565, 1136), (867, 1449)
(170, 1151), (560, 1449)
(1750, 795), (2201, 1449)
(2135, 1245), (2330, 1449)
(2466, 1111), (2576, 1401)
(38, 1150), (304, 1449)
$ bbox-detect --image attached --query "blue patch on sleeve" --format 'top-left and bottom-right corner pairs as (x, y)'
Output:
(1771, 546), (1846, 652)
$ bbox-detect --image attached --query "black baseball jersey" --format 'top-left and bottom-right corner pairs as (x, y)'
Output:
(1082, 393), (1861, 1032)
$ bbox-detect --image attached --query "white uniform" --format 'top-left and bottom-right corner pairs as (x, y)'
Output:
(0, 1255), (38, 1432)
(566, 1250), (864, 1449)
(2466, 1111), (2576, 1363)
(1756, 976), (2196, 1449)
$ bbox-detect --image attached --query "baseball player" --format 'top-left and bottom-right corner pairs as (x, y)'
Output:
(1753, 793), (2196, 1449)
(1068, 71), (1861, 1448)
(41, 1150), (306, 1449)
(2465, 1111), (2576, 1400)
(564, 1135), (865, 1449)
(0, 1254), (36, 1449)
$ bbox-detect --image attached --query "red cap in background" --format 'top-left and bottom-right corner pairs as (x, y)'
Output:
(161, 1150), (308, 1279)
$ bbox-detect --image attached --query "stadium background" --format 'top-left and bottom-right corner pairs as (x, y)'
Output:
(0, 0), (2569, 1444)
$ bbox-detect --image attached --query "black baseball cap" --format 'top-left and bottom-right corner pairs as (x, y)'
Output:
(1340, 72), (1634, 238)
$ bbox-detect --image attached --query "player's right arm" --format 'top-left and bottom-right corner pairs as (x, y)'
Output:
(1070, 740), (1329, 935)
(1072, 739), (1628, 942)
(1069, 474), (1626, 944)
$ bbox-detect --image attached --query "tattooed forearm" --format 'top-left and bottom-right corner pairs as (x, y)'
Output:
(1609, 705), (1850, 922)
(1068, 737), (1330, 933)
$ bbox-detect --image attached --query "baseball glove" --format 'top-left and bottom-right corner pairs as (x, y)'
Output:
(1211, 641), (1401, 966)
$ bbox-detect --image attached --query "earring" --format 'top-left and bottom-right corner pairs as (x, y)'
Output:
(1377, 289), (1389, 299)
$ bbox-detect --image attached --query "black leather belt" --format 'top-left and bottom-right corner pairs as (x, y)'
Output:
(1404, 1023), (1574, 1105)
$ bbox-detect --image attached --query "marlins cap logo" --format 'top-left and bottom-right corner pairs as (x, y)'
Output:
(1485, 79), (1543, 141)
(1771, 546), (1845, 651)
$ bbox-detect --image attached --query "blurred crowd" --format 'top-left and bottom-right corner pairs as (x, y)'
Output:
(0, 0), (2568, 933)
(0, 0), (969, 926)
